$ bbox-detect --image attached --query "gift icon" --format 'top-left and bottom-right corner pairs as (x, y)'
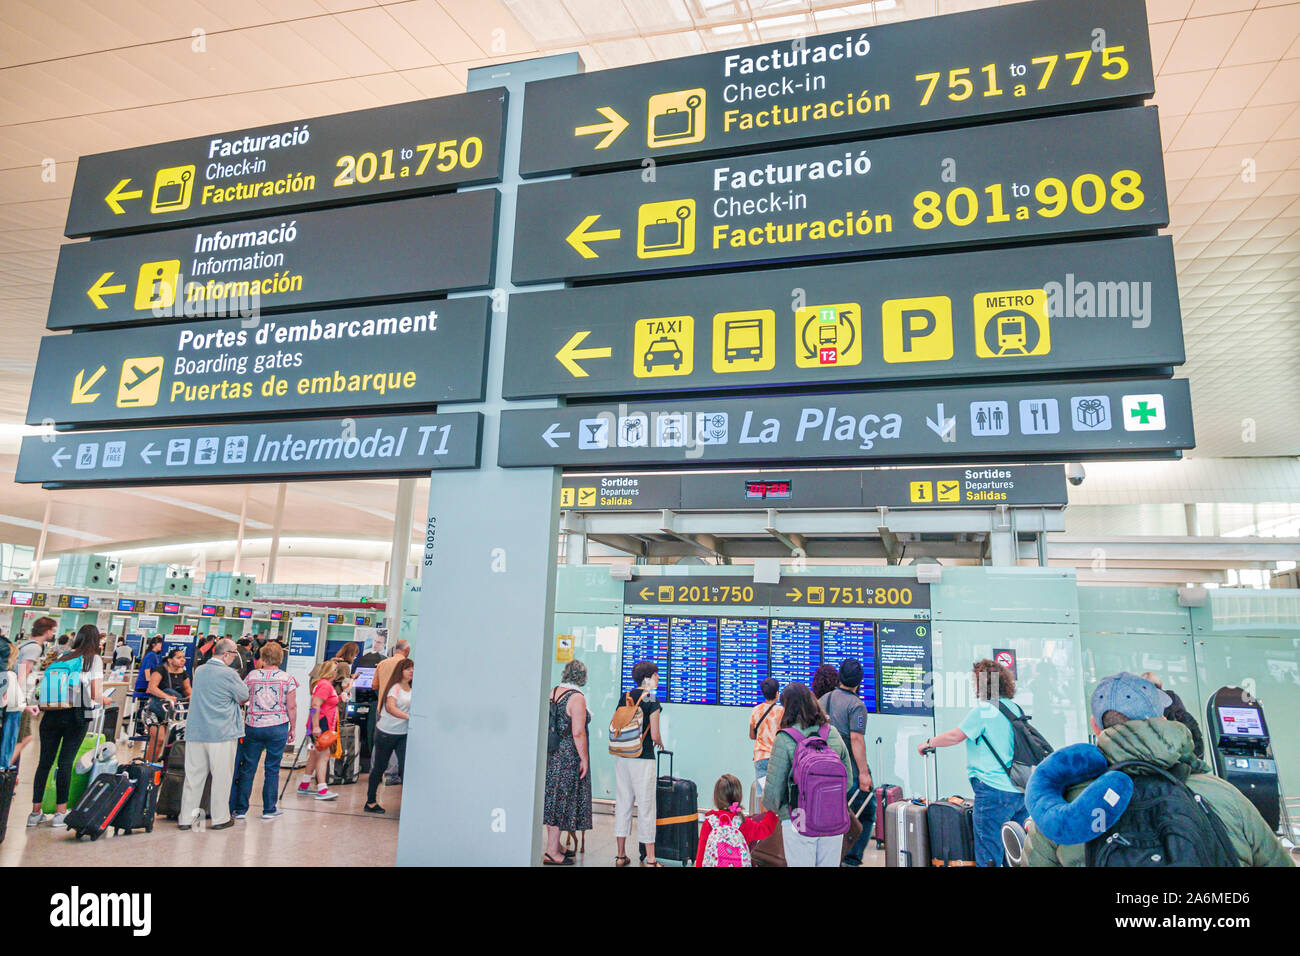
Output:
(1071, 396), (1111, 431)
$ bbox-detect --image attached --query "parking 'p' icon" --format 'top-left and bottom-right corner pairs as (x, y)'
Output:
(881, 296), (953, 363)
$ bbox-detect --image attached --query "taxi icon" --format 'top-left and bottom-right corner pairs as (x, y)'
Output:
(643, 336), (684, 373)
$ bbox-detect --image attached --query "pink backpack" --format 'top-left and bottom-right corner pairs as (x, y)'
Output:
(701, 806), (752, 867)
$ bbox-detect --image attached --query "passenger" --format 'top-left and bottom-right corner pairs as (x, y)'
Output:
(13, 616), (56, 772)
(820, 659), (874, 867)
(762, 681), (852, 867)
(195, 634), (217, 668)
(234, 638), (255, 678)
(364, 657), (413, 816)
(541, 660), (591, 864)
(1141, 671), (1204, 759)
(28, 624), (109, 828)
(180, 638), (248, 831)
(372, 639), (410, 781)
(331, 641), (360, 670)
(917, 659), (1028, 867)
(1025, 673), (1292, 867)
(811, 663), (839, 702)
(132, 635), (165, 709)
(112, 638), (133, 668)
(230, 640), (297, 821)
(296, 659), (345, 801)
(143, 647), (191, 762)
(748, 677), (783, 801)
(613, 659), (664, 868)
(696, 773), (777, 867)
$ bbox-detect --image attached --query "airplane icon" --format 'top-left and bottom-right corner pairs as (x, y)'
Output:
(116, 356), (164, 407)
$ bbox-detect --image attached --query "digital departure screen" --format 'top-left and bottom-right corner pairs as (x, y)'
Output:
(1218, 706), (1265, 738)
(269, 610), (284, 620)
(768, 618), (821, 690)
(670, 616), (719, 705)
(876, 622), (933, 716)
(10, 591), (33, 606)
(201, 605), (217, 616)
(237, 607), (253, 619)
(621, 615), (670, 698)
(61, 594), (89, 609)
(717, 617), (768, 707)
(822, 619), (877, 712)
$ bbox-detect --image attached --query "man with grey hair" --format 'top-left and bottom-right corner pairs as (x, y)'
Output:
(180, 638), (249, 831)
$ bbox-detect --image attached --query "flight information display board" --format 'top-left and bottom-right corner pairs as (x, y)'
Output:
(717, 616), (768, 707)
(669, 616), (719, 705)
(768, 618), (822, 691)
(621, 615), (670, 699)
(619, 613), (932, 714)
(876, 622), (933, 716)
(822, 619), (877, 712)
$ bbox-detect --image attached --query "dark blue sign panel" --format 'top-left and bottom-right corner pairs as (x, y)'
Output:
(717, 617), (769, 707)
(669, 616), (719, 705)
(768, 618), (821, 690)
(621, 615), (670, 698)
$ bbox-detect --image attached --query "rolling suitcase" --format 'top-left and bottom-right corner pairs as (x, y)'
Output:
(327, 724), (360, 785)
(873, 784), (903, 848)
(652, 750), (698, 865)
(113, 761), (162, 835)
(42, 709), (106, 813)
(65, 772), (134, 841)
(885, 744), (938, 867)
(0, 764), (17, 844)
(927, 797), (976, 867)
(156, 739), (211, 820)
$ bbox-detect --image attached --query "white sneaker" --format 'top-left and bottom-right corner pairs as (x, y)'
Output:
(50, 811), (69, 828)
(296, 782), (314, 796)
(233, 812), (247, 820)
(314, 788), (339, 801)
(262, 808), (284, 819)
(26, 812), (45, 827)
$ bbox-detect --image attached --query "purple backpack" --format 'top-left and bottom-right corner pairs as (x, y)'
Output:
(784, 725), (851, 837)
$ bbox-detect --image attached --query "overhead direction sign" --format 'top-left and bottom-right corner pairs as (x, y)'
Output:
(504, 235), (1182, 399)
(512, 106), (1167, 285)
(66, 90), (508, 237)
(518, 0), (1154, 176)
(498, 378), (1193, 468)
(17, 413), (482, 487)
(623, 576), (930, 611)
(28, 298), (490, 429)
(48, 191), (499, 330)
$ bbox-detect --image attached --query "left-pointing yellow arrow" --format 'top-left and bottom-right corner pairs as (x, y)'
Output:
(104, 178), (143, 214)
(86, 272), (126, 309)
(555, 330), (613, 378)
(71, 365), (107, 404)
(565, 214), (620, 259)
(574, 106), (629, 150)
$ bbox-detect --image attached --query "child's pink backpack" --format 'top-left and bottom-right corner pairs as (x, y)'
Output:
(701, 805), (752, 867)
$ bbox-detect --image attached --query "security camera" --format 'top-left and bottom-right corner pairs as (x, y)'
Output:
(1066, 463), (1086, 487)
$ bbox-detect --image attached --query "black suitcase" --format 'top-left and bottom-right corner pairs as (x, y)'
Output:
(927, 796), (976, 866)
(0, 764), (17, 844)
(328, 724), (360, 785)
(652, 750), (698, 865)
(113, 761), (162, 835)
(66, 772), (134, 841)
(157, 740), (211, 820)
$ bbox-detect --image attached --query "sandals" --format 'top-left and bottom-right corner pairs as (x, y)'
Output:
(615, 854), (631, 867)
(542, 852), (574, 866)
(641, 860), (663, 867)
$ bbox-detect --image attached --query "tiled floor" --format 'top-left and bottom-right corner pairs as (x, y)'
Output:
(1, 739), (401, 867)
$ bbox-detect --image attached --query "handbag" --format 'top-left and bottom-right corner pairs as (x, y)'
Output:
(315, 729), (338, 752)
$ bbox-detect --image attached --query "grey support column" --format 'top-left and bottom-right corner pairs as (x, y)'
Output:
(266, 483), (286, 584)
(396, 54), (578, 867)
(387, 478), (416, 642)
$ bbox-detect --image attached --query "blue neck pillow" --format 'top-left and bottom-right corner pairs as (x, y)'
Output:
(1025, 743), (1134, 846)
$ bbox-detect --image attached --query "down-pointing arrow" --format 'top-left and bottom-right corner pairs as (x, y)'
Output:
(140, 442), (161, 464)
(542, 423), (571, 449)
(926, 403), (956, 442)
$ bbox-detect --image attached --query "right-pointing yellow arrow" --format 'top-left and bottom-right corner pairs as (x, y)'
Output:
(786, 588), (802, 602)
(565, 214), (620, 259)
(71, 365), (107, 404)
(104, 178), (143, 214)
(86, 271), (126, 309)
(574, 106), (629, 149)
(555, 330), (613, 378)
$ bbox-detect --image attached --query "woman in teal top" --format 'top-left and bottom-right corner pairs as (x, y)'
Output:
(918, 658), (1028, 867)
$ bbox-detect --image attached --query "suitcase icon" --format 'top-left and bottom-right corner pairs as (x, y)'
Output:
(647, 90), (706, 148)
(653, 106), (695, 140)
(150, 165), (194, 213)
(637, 201), (695, 258)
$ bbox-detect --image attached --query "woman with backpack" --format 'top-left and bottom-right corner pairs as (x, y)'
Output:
(918, 658), (1030, 867)
(541, 659), (591, 866)
(762, 681), (853, 867)
(611, 660), (665, 867)
(696, 773), (777, 867)
(27, 624), (110, 828)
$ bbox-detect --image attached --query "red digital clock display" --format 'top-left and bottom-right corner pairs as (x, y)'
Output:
(745, 480), (792, 500)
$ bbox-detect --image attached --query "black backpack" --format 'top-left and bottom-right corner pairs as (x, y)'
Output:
(979, 700), (1054, 790)
(547, 690), (576, 754)
(1085, 760), (1239, 867)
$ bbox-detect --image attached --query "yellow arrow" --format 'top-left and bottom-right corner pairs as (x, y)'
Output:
(104, 178), (143, 214)
(71, 365), (107, 404)
(574, 106), (629, 150)
(786, 588), (802, 602)
(639, 587), (653, 601)
(86, 271), (126, 309)
(555, 330), (613, 378)
(565, 214), (620, 259)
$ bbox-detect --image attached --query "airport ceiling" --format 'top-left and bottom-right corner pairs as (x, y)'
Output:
(0, 0), (1298, 562)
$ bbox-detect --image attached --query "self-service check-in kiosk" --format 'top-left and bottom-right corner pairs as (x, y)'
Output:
(1206, 686), (1282, 832)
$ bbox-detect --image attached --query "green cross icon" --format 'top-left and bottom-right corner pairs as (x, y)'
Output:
(1130, 401), (1158, 424)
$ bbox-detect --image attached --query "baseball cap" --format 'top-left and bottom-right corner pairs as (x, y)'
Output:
(1090, 672), (1172, 727)
(838, 658), (864, 688)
